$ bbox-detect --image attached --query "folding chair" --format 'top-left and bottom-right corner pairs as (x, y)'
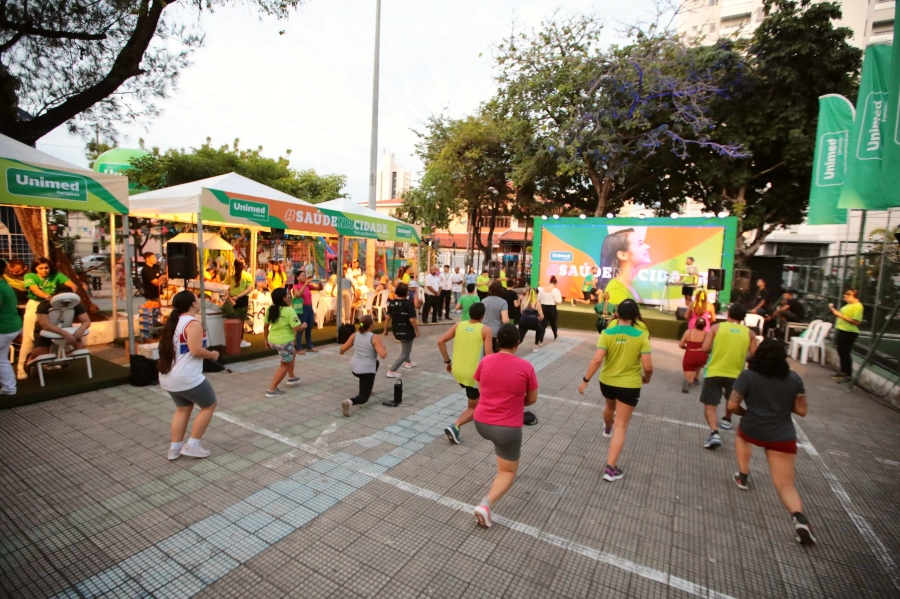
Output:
(26, 293), (92, 387)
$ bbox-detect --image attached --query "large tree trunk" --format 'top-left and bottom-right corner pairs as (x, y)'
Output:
(13, 207), (104, 319)
(584, 157), (613, 216)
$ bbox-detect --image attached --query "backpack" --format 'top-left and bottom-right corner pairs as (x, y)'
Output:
(388, 299), (415, 341)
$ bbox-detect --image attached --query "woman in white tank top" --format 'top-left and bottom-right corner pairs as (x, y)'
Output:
(157, 291), (221, 461)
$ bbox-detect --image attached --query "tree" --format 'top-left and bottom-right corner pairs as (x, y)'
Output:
(493, 13), (744, 217)
(689, 0), (862, 263)
(0, 0), (306, 145)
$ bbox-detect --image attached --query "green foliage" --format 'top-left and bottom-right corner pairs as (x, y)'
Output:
(128, 138), (347, 203)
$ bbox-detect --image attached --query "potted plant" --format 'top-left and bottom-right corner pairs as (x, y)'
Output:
(220, 299), (249, 355)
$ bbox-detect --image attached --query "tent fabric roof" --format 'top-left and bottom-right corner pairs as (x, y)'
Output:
(166, 232), (234, 251)
(129, 172), (314, 218)
(317, 197), (408, 226)
(0, 135), (80, 170)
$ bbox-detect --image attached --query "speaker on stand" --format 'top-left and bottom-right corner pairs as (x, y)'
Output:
(167, 242), (198, 290)
(733, 269), (751, 293)
(707, 268), (726, 291)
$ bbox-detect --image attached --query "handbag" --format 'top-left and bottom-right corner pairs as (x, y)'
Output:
(595, 298), (610, 334)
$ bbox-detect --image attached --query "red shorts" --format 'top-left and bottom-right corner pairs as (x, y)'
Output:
(737, 427), (797, 455)
(682, 350), (709, 372)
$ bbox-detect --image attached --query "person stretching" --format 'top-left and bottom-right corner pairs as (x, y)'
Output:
(577, 299), (652, 482)
(727, 339), (815, 545)
(471, 323), (538, 527)
(679, 318), (709, 393)
(340, 315), (388, 417)
(438, 302), (493, 444)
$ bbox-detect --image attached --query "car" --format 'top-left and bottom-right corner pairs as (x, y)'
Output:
(74, 254), (108, 271)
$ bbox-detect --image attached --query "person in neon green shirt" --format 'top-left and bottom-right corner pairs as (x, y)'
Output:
(438, 302), (493, 444)
(829, 288), (863, 380)
(227, 259), (253, 309)
(264, 288), (306, 397)
(699, 304), (758, 450)
(499, 268), (508, 289)
(577, 299), (652, 483)
(476, 270), (490, 300)
(571, 266), (598, 306)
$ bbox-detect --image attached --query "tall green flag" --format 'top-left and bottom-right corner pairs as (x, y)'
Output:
(808, 94), (854, 225)
(880, 18), (900, 205)
(838, 44), (893, 210)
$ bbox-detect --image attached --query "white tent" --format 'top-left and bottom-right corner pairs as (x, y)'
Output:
(166, 232), (234, 251)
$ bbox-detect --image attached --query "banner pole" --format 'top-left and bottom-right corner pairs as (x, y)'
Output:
(110, 214), (118, 342)
(853, 210), (867, 289)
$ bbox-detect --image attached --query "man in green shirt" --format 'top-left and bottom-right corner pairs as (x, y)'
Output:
(700, 304), (758, 450)
(0, 260), (23, 394)
(571, 266), (599, 306)
(476, 270), (490, 300)
(829, 288), (864, 381)
(456, 283), (480, 322)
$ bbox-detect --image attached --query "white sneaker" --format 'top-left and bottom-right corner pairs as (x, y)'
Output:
(403, 361), (417, 369)
(386, 371), (401, 378)
(180, 443), (210, 458)
(240, 340), (251, 348)
(341, 398), (352, 417)
(167, 444), (182, 460)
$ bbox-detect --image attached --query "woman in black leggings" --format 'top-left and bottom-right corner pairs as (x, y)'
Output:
(536, 276), (562, 343)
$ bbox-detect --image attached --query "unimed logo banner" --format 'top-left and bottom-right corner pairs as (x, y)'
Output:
(7, 168), (88, 202)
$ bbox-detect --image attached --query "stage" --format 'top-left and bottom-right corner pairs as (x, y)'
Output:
(557, 303), (686, 341)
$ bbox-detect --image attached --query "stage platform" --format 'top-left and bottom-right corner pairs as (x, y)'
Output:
(558, 303), (685, 341)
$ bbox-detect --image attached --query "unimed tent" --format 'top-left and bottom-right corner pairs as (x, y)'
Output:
(0, 133), (136, 348)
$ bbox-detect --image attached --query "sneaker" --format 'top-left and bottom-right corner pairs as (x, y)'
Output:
(704, 432), (722, 450)
(167, 445), (182, 461)
(602, 426), (613, 438)
(265, 388), (285, 397)
(286, 377), (301, 386)
(829, 373), (847, 379)
(681, 380), (689, 394)
(733, 472), (750, 491)
(532, 347), (540, 353)
(719, 418), (733, 430)
(386, 370), (401, 378)
(603, 464), (624, 482)
(474, 504), (492, 528)
(693, 377), (701, 386)
(403, 361), (417, 369)
(793, 514), (816, 545)
(180, 443), (211, 459)
(341, 398), (352, 418)
(835, 376), (851, 384)
(445, 424), (461, 444)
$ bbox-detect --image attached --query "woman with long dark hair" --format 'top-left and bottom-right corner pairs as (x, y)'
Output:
(17, 257), (78, 379)
(339, 315), (387, 417)
(577, 299), (653, 483)
(264, 288), (306, 397)
(517, 289), (544, 351)
(727, 339), (815, 545)
(158, 291), (221, 460)
(679, 317), (709, 393)
(536, 275), (562, 343)
(597, 228), (652, 305)
(228, 259), (253, 310)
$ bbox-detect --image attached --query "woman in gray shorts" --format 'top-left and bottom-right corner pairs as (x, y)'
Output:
(471, 323), (538, 528)
(158, 291), (222, 460)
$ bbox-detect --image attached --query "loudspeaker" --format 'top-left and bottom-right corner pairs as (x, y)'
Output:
(167, 242), (198, 280)
(675, 307), (688, 321)
(707, 268), (726, 291)
(733, 268), (751, 293)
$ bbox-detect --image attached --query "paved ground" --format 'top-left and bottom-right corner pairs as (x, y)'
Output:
(1, 324), (899, 599)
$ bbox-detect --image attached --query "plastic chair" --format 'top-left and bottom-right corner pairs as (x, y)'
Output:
(373, 289), (391, 322)
(26, 293), (92, 387)
(794, 321), (832, 365)
(743, 313), (765, 342)
(789, 319), (822, 360)
(357, 291), (376, 322)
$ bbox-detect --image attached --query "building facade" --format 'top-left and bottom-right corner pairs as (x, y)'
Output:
(375, 152), (412, 203)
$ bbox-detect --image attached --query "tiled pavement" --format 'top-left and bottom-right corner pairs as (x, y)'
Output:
(1, 325), (899, 598)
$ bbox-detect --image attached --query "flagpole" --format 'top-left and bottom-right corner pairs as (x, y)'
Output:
(852, 210), (867, 289)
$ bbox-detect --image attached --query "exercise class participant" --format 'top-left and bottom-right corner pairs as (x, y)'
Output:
(264, 288), (306, 397)
(578, 299), (652, 483)
(438, 302), (493, 444)
(158, 291), (221, 460)
(727, 339), (815, 545)
(471, 323), (538, 527)
(679, 318), (709, 393)
(517, 288), (544, 351)
(536, 275), (562, 343)
(291, 272), (318, 355)
(383, 282), (419, 377)
(700, 304), (757, 450)
(340, 315), (388, 417)
(0, 259), (21, 395)
(481, 281), (509, 353)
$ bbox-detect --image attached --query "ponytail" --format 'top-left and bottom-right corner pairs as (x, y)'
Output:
(158, 291), (197, 374)
(268, 288), (288, 323)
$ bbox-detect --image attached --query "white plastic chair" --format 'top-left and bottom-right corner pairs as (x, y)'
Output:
(357, 291), (376, 322)
(373, 289), (391, 322)
(789, 319), (822, 360)
(26, 293), (92, 387)
(793, 321), (832, 365)
(743, 313), (765, 342)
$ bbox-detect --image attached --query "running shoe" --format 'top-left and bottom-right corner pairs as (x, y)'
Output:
(532, 347), (540, 353)
(681, 380), (689, 394)
(602, 426), (613, 438)
(704, 432), (722, 449)
(719, 418), (733, 430)
(603, 465), (624, 482)
(733, 472), (750, 491)
(792, 513), (816, 545)
(180, 443), (211, 459)
(445, 424), (461, 444)
(341, 398), (352, 418)
(693, 377), (701, 386)
(265, 388), (285, 398)
(474, 504), (492, 528)
(167, 445), (183, 461)
(286, 377), (301, 386)
(386, 370), (401, 378)
(404, 361), (418, 369)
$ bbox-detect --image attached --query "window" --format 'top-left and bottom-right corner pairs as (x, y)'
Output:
(390, 172), (397, 199)
(872, 20), (894, 36)
(771, 243), (827, 260)
(479, 216), (511, 229)
(720, 13), (751, 30)
(708, 23), (717, 33)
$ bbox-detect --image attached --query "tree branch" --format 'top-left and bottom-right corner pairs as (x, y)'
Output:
(0, 17), (108, 42)
(750, 161), (786, 180)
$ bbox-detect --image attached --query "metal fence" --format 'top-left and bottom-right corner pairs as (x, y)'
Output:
(787, 242), (899, 378)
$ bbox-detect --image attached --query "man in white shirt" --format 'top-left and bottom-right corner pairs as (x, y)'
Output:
(450, 266), (464, 312)
(439, 264), (453, 319)
(423, 265), (441, 323)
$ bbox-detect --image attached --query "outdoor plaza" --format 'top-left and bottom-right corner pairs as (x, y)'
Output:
(1, 326), (898, 599)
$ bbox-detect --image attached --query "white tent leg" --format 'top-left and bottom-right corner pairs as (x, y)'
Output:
(250, 228), (258, 282)
(197, 214), (206, 330)
(109, 214), (118, 341)
(40, 208), (49, 257)
(336, 235), (344, 337)
(123, 216), (135, 355)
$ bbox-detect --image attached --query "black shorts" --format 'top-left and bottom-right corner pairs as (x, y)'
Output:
(459, 384), (480, 400)
(682, 285), (696, 297)
(599, 382), (640, 407)
(700, 376), (735, 406)
(583, 290), (594, 301)
(491, 338), (499, 354)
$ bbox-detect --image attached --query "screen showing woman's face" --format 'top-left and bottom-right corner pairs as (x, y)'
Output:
(623, 231), (651, 266)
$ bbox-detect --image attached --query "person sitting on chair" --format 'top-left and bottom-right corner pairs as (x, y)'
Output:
(27, 288), (90, 365)
(769, 290), (805, 336)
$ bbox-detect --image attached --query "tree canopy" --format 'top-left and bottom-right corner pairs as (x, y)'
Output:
(0, 0), (306, 145)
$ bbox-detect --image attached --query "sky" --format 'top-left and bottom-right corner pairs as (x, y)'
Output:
(37, 0), (662, 202)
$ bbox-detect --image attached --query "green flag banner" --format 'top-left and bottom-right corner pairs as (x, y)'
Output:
(808, 94), (854, 225)
(838, 45), (893, 210)
(880, 18), (900, 205)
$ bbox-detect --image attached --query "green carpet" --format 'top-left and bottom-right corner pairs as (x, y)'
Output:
(0, 356), (131, 410)
(557, 304), (684, 340)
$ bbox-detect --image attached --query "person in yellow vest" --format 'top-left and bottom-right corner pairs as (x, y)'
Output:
(499, 267), (508, 289)
(476, 269), (490, 300)
(828, 288), (863, 381)
(437, 302), (493, 444)
(700, 304), (758, 450)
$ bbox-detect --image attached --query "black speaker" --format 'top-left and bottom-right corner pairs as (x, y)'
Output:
(707, 268), (726, 291)
(167, 242), (198, 280)
(675, 306), (688, 321)
(733, 268), (751, 292)
(271, 228), (285, 236)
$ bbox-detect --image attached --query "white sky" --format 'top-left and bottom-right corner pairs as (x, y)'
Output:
(37, 0), (661, 202)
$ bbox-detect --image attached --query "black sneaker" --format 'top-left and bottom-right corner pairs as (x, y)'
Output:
(793, 514), (816, 545)
(829, 373), (847, 379)
(733, 472), (749, 491)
